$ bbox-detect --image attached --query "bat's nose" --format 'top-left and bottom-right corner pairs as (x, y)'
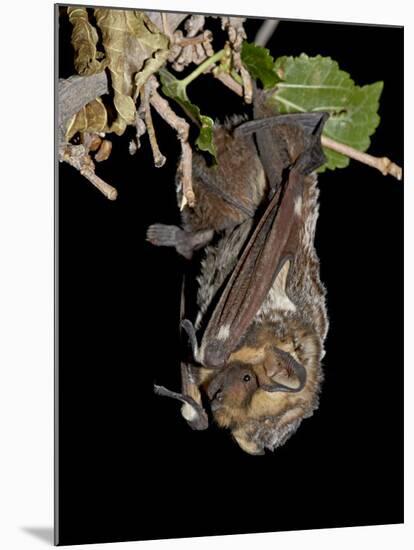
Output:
(210, 389), (223, 411)
(215, 389), (223, 401)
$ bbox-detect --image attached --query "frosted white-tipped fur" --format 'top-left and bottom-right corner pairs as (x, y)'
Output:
(294, 195), (302, 216)
(217, 324), (231, 341)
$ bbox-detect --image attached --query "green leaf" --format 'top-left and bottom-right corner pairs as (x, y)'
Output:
(241, 42), (279, 89)
(159, 68), (217, 160)
(270, 54), (383, 171)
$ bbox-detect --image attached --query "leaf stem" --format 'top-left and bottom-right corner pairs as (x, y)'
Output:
(321, 136), (402, 180)
(181, 49), (225, 87)
(230, 69), (243, 85)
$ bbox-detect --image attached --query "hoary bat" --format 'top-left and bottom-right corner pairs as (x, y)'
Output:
(147, 90), (329, 455)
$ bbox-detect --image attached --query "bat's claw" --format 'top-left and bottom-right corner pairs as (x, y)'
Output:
(181, 319), (199, 358)
(146, 223), (182, 247)
(146, 224), (213, 259)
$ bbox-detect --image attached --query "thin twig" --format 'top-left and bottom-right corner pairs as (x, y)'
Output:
(222, 18), (252, 104)
(254, 19), (280, 46)
(214, 72), (243, 96)
(321, 136), (402, 180)
(169, 15), (210, 71)
(59, 144), (118, 200)
(148, 76), (195, 208)
(134, 113), (147, 151)
(142, 80), (166, 168)
(179, 142), (194, 209)
(235, 50), (253, 103)
(175, 35), (207, 47)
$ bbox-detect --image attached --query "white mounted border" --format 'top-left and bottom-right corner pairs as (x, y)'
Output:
(0, 1), (410, 549)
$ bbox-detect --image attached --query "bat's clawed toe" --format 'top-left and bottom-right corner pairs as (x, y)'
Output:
(147, 224), (213, 259)
(146, 224), (182, 246)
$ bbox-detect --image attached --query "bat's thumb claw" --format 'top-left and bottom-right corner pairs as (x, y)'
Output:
(180, 319), (199, 357)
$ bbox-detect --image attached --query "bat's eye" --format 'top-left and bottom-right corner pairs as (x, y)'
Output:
(243, 374), (251, 382)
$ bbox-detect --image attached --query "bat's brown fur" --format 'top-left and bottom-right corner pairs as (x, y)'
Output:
(181, 121), (267, 233)
(201, 316), (323, 454)
(149, 97), (328, 455)
(191, 140), (327, 454)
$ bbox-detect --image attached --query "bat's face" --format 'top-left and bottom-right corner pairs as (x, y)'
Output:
(206, 362), (259, 427)
(202, 323), (324, 454)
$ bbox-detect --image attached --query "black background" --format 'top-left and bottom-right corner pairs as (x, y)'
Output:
(56, 8), (404, 546)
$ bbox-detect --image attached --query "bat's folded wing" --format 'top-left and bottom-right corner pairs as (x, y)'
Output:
(198, 112), (328, 369)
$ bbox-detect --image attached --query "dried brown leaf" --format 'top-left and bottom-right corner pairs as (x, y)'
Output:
(65, 98), (107, 141)
(95, 139), (113, 162)
(94, 9), (169, 135)
(68, 7), (107, 76)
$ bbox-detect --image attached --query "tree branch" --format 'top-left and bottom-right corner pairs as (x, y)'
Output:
(58, 12), (190, 136)
(142, 80), (166, 168)
(214, 72), (243, 96)
(58, 72), (108, 138)
(321, 136), (402, 180)
(148, 76), (195, 208)
(59, 144), (118, 200)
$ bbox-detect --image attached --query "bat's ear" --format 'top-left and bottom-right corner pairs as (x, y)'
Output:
(234, 111), (328, 140)
(258, 347), (307, 393)
(232, 429), (265, 455)
(294, 111), (329, 174)
(234, 111), (329, 175)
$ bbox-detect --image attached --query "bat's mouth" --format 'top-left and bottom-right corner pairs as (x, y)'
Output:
(206, 369), (227, 400)
(210, 399), (222, 412)
(209, 387), (225, 413)
(211, 404), (233, 428)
